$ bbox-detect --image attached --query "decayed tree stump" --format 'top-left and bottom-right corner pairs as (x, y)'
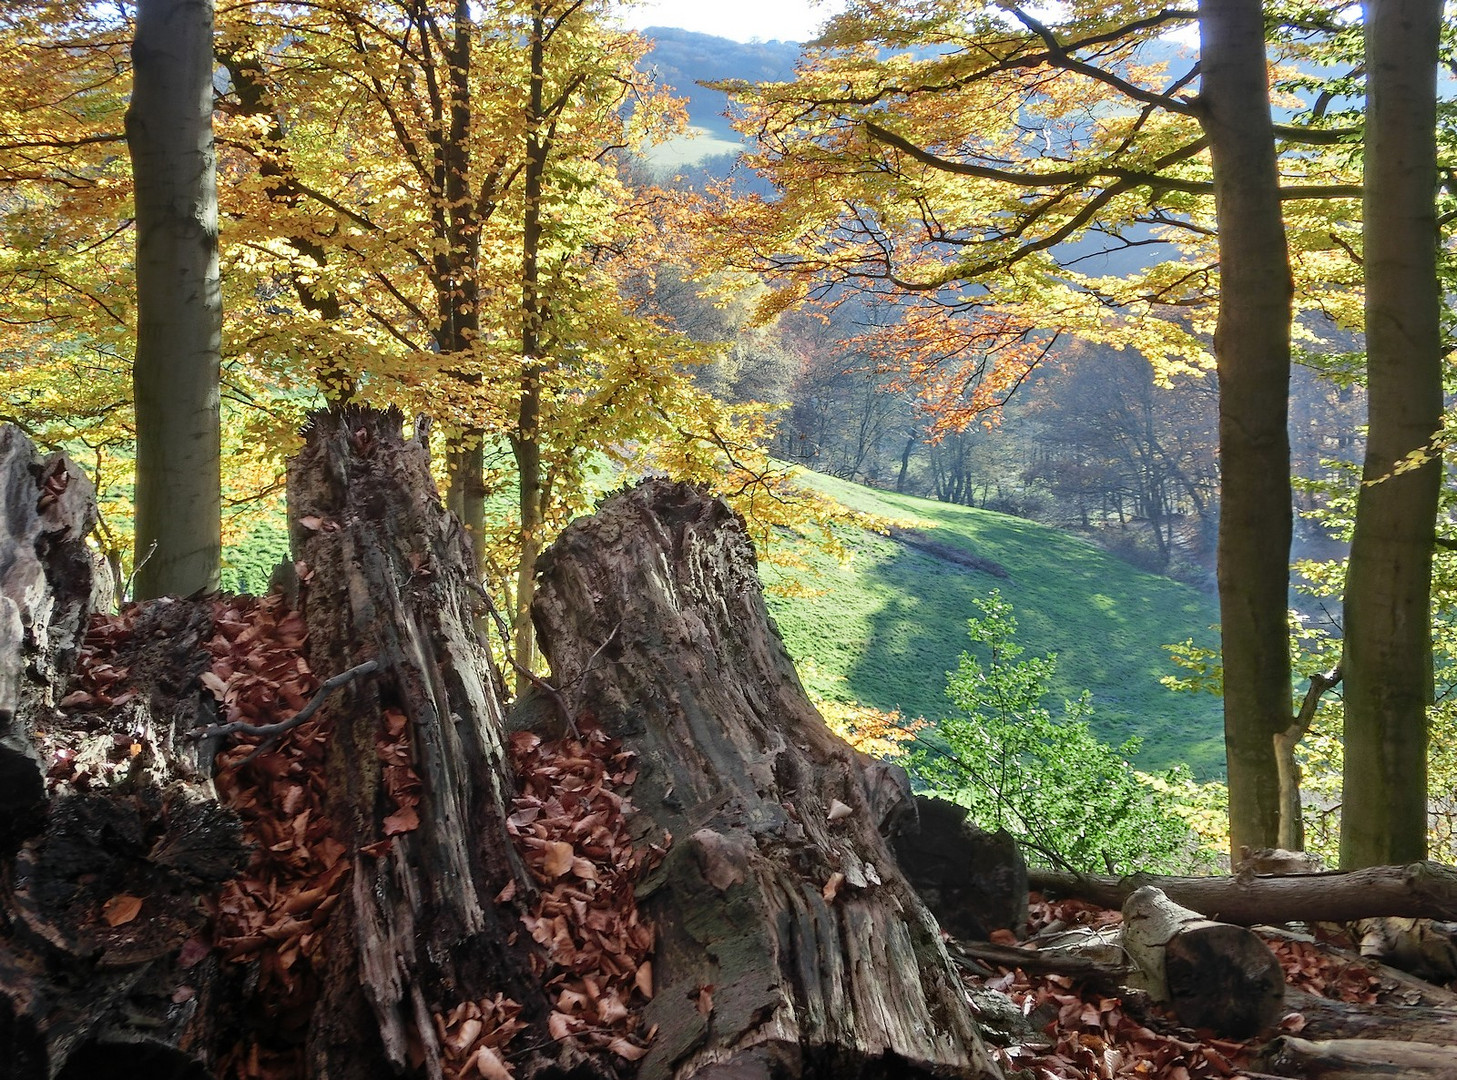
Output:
(0, 426), (100, 849)
(280, 409), (565, 1079)
(531, 479), (1001, 1080)
(891, 796), (1027, 943)
(0, 427), (248, 1080)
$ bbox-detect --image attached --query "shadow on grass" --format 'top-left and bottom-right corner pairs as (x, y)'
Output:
(839, 511), (1227, 780)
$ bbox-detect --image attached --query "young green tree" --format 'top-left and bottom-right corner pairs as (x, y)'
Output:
(917, 591), (1201, 873)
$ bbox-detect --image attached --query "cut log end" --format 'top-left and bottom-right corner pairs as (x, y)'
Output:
(1123, 885), (1283, 1038)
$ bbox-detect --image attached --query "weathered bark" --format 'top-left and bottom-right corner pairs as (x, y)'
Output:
(0, 428), (99, 850)
(1121, 886), (1283, 1038)
(1277, 667), (1341, 851)
(892, 796), (1028, 942)
(283, 408), (563, 1079)
(1340, 0), (1445, 869)
(1198, 0), (1295, 855)
(1286, 988), (1457, 1044)
(1030, 860), (1457, 925)
(1258, 1035), (1457, 1078)
(532, 479), (1001, 1079)
(126, 0), (222, 599)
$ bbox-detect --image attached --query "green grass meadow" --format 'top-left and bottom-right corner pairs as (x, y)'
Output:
(761, 472), (1225, 778)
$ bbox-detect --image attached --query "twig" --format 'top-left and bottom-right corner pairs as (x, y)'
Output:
(124, 540), (157, 602)
(465, 580), (618, 739)
(195, 659), (380, 743)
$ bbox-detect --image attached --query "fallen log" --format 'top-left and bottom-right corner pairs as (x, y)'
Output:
(1121, 885), (1284, 1038)
(1258, 1035), (1457, 1078)
(532, 479), (1001, 1079)
(1286, 988), (1457, 1043)
(1030, 861), (1457, 924)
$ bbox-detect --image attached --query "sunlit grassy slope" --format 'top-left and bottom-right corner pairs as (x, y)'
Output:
(761, 471), (1226, 779)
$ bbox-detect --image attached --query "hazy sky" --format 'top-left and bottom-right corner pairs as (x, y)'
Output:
(623, 0), (846, 43)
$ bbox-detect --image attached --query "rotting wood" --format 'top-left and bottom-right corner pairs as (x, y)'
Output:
(282, 407), (569, 1079)
(1285, 988), (1457, 1044)
(532, 478), (1002, 1080)
(0, 426), (99, 850)
(1030, 860), (1457, 925)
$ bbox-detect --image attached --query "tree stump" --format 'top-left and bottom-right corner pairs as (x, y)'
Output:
(891, 796), (1027, 942)
(281, 408), (565, 1079)
(531, 479), (1001, 1080)
(0, 426), (99, 850)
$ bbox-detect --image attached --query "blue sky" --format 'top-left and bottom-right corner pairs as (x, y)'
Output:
(622, 0), (845, 43)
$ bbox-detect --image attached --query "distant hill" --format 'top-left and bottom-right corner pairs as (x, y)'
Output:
(761, 470), (1227, 779)
(640, 27), (803, 169)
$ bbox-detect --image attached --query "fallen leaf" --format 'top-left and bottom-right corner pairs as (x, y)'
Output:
(635, 960), (654, 999)
(607, 1037), (648, 1061)
(383, 806), (420, 835)
(495, 880), (517, 904)
(822, 872), (846, 902)
(541, 841), (574, 878)
(471, 1044), (513, 1080)
(102, 894), (143, 926)
(298, 514), (324, 531)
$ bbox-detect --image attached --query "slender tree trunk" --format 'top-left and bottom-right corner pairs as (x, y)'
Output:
(1340, 0), (1443, 868)
(511, 1), (550, 689)
(1197, 0), (1294, 855)
(126, 0), (221, 599)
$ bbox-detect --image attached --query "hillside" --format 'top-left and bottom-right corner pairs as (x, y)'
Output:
(639, 27), (803, 168)
(761, 471), (1226, 778)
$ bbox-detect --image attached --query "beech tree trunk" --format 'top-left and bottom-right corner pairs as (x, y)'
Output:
(531, 478), (1001, 1079)
(1340, 0), (1444, 868)
(1198, 0), (1295, 855)
(126, 0), (222, 599)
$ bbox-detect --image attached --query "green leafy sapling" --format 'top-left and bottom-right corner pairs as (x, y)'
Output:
(915, 591), (1203, 874)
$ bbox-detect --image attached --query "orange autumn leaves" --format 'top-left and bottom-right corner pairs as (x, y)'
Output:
(505, 725), (667, 1065)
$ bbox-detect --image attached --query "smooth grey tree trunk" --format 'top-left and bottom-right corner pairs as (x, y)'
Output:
(1198, 0), (1295, 855)
(1340, 0), (1443, 868)
(126, 0), (221, 599)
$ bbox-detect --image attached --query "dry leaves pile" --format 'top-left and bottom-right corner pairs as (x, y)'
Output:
(1259, 934), (1389, 1004)
(506, 723), (666, 1065)
(206, 596), (351, 1034)
(435, 994), (529, 1080)
(44, 608), (146, 791)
